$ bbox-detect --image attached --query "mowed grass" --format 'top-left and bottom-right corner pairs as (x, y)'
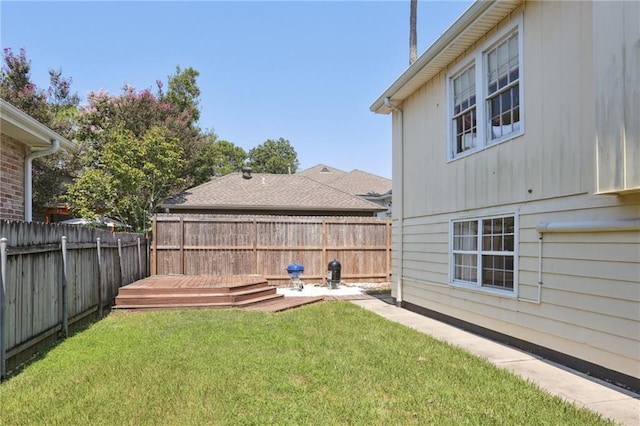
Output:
(0, 302), (613, 425)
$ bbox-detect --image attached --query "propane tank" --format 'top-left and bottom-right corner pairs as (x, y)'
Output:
(327, 258), (341, 289)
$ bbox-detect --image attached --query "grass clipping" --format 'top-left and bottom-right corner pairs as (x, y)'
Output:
(0, 302), (613, 425)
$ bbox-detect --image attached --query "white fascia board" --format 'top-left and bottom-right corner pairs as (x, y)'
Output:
(370, 0), (522, 114)
(0, 99), (74, 150)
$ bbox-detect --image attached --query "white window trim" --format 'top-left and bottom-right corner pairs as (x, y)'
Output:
(446, 14), (524, 162)
(448, 212), (519, 297)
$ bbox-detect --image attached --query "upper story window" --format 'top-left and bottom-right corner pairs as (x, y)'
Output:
(452, 65), (477, 154)
(487, 32), (520, 141)
(448, 16), (523, 160)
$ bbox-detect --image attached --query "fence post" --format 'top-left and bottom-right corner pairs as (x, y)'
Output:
(252, 219), (258, 275)
(137, 237), (142, 280)
(0, 238), (7, 380)
(151, 216), (157, 275)
(96, 237), (103, 318)
(179, 217), (184, 275)
(117, 239), (123, 286)
(61, 236), (68, 337)
(146, 235), (150, 277)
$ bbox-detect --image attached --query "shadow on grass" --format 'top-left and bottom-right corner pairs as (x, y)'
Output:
(3, 309), (107, 381)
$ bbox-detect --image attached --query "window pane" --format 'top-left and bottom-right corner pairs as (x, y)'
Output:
(491, 235), (501, 251)
(483, 235), (492, 251)
(504, 235), (514, 251)
(482, 255), (514, 289)
(454, 222), (462, 235)
(469, 220), (478, 235)
(498, 43), (508, 70)
(454, 253), (477, 282)
(488, 50), (497, 74)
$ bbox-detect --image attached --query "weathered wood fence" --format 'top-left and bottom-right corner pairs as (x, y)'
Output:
(152, 214), (392, 285)
(0, 220), (149, 379)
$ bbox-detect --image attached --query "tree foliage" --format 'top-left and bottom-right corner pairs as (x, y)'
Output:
(191, 138), (247, 182)
(247, 138), (299, 174)
(0, 47), (80, 213)
(65, 126), (184, 232)
(2, 48), (303, 226)
(75, 67), (207, 188)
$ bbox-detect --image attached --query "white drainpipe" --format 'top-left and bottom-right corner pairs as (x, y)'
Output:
(385, 97), (404, 307)
(522, 218), (640, 305)
(24, 139), (60, 222)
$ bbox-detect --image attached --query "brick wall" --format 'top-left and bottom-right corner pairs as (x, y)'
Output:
(0, 134), (27, 220)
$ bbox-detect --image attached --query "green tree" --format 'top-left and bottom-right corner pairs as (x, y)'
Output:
(0, 47), (80, 214)
(65, 126), (184, 232)
(75, 66), (207, 188)
(164, 65), (200, 123)
(247, 138), (299, 174)
(191, 137), (247, 183)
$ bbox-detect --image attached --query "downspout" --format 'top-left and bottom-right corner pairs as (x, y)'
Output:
(24, 139), (60, 222)
(385, 97), (404, 307)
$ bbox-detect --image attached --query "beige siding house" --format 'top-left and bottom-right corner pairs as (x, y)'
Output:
(372, 0), (639, 390)
(0, 100), (74, 222)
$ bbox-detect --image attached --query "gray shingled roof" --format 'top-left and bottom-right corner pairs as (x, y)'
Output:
(298, 164), (391, 196)
(297, 164), (347, 185)
(323, 169), (391, 196)
(162, 172), (384, 212)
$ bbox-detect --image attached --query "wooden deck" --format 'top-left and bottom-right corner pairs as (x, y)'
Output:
(114, 274), (324, 312)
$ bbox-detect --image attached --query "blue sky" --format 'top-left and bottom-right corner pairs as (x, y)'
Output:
(1, 0), (472, 179)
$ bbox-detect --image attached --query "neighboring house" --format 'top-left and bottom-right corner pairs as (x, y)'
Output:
(299, 164), (393, 217)
(0, 100), (74, 222)
(162, 167), (385, 216)
(371, 0), (639, 391)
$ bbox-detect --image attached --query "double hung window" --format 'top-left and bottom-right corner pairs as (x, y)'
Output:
(451, 215), (516, 292)
(452, 65), (477, 154)
(449, 18), (523, 159)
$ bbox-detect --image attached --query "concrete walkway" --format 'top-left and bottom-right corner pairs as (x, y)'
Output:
(350, 297), (640, 426)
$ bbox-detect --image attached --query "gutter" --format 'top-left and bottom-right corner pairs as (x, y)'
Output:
(24, 140), (60, 222)
(384, 98), (404, 307)
(371, 0), (493, 114)
(371, 0), (523, 114)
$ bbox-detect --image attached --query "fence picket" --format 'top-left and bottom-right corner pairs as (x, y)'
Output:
(0, 220), (148, 379)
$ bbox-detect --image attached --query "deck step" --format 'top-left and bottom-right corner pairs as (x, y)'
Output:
(113, 293), (285, 310)
(114, 274), (323, 312)
(115, 287), (277, 306)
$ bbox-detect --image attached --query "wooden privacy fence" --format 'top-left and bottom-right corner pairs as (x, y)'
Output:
(152, 214), (392, 285)
(0, 220), (149, 379)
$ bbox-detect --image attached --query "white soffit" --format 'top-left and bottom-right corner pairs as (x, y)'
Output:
(0, 99), (74, 150)
(371, 0), (523, 114)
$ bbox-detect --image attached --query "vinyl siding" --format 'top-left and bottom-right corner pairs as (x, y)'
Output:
(391, 0), (640, 381)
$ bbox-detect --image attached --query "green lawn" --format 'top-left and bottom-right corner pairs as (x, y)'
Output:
(0, 302), (613, 425)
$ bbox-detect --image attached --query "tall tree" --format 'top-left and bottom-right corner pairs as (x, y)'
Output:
(191, 138), (248, 182)
(410, 0), (418, 65)
(247, 138), (299, 174)
(0, 47), (80, 214)
(65, 126), (184, 232)
(75, 67), (207, 188)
